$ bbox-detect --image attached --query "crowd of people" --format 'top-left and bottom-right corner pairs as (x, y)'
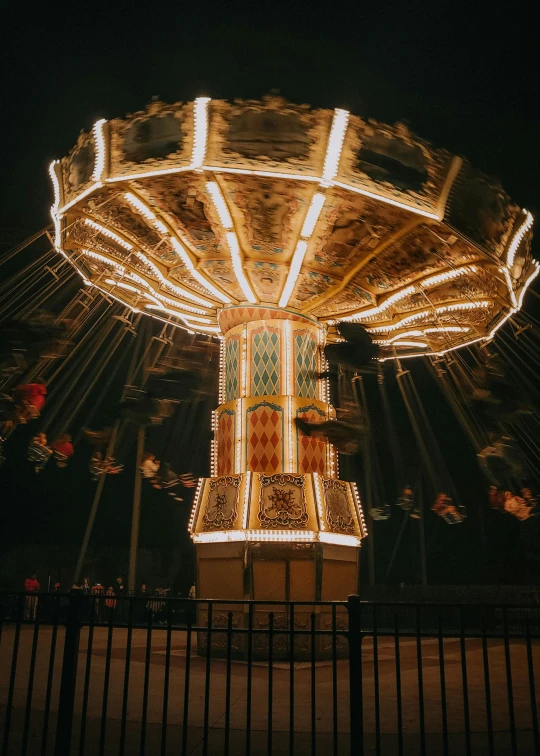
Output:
(18, 573), (197, 624)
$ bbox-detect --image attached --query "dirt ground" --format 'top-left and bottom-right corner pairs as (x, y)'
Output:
(0, 625), (538, 755)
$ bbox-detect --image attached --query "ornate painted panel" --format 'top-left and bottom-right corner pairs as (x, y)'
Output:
(224, 335), (241, 402)
(216, 408), (236, 476)
(246, 400), (284, 473)
(296, 404), (327, 475)
(202, 476), (241, 530)
(249, 325), (281, 397)
(293, 329), (318, 398)
(257, 473), (308, 528)
(323, 478), (355, 534)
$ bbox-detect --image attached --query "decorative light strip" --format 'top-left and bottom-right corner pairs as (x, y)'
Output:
(225, 232), (257, 303)
(339, 286), (415, 323)
(321, 109), (349, 186)
(206, 181), (233, 228)
(169, 238), (230, 303)
(81, 249), (126, 271)
(242, 472), (251, 530)
(388, 340), (427, 348)
(124, 192), (158, 221)
(241, 324), (247, 397)
(333, 180), (440, 219)
(192, 529), (318, 544)
(218, 338), (225, 404)
(126, 272), (209, 314)
(378, 266), (540, 361)
(104, 278), (139, 293)
(84, 218), (133, 250)
(124, 192), (168, 234)
(351, 482), (368, 538)
(203, 165), (320, 182)
(236, 399), (243, 473)
(300, 192), (326, 238)
(188, 479), (204, 533)
(285, 320), (293, 396)
(49, 161), (63, 251)
(182, 321), (221, 334)
(107, 165), (193, 183)
(319, 532), (361, 547)
(59, 182), (102, 214)
(49, 161), (61, 211)
(424, 326), (471, 334)
(191, 97), (211, 169)
(135, 252), (215, 307)
(287, 396), (293, 472)
(420, 265), (476, 288)
(507, 211), (534, 268)
(279, 240), (308, 308)
(91, 119), (107, 182)
(375, 326), (470, 346)
(501, 266), (518, 307)
(313, 473), (326, 530)
(516, 262), (540, 309)
(335, 268), (480, 325)
(367, 300), (491, 333)
(210, 410), (218, 476)
(145, 304), (212, 323)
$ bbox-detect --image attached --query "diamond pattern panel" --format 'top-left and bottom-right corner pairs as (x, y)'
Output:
(246, 401), (284, 473)
(225, 336), (240, 402)
(296, 406), (327, 475)
(217, 409), (236, 476)
(250, 328), (281, 397)
(294, 330), (318, 398)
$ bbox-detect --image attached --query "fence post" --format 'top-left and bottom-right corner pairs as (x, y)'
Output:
(55, 590), (83, 756)
(347, 594), (363, 756)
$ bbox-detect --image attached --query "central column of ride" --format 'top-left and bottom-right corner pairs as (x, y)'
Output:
(189, 306), (366, 656)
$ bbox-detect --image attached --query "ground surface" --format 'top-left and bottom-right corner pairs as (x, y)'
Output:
(0, 625), (538, 754)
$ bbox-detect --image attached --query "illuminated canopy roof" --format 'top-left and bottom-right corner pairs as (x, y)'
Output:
(50, 95), (536, 357)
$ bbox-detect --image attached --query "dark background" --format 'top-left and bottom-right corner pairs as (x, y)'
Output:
(1, 0), (539, 591)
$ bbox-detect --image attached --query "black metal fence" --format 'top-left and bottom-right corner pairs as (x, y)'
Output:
(0, 592), (539, 755)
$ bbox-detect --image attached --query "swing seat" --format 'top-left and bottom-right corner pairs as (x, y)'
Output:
(369, 505), (391, 521)
(27, 444), (51, 465)
(53, 451), (69, 467)
(397, 495), (414, 511)
(442, 507), (466, 524)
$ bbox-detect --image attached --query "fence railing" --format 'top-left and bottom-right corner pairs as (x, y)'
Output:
(0, 592), (539, 755)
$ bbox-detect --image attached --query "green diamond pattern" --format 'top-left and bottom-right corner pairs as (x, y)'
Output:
(251, 331), (280, 396)
(294, 333), (317, 398)
(225, 338), (240, 401)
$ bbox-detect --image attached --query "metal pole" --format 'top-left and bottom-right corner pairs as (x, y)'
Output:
(72, 423), (120, 586)
(54, 590), (83, 756)
(418, 475), (428, 587)
(128, 425), (145, 593)
(385, 510), (409, 585)
(71, 317), (142, 585)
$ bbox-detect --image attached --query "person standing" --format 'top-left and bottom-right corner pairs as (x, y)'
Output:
(115, 576), (127, 621)
(105, 587), (116, 622)
(24, 573), (40, 620)
(91, 582), (104, 622)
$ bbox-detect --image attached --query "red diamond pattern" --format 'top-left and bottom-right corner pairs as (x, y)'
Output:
(297, 409), (327, 475)
(247, 404), (283, 473)
(217, 412), (235, 476)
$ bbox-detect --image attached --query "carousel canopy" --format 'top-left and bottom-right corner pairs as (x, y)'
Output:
(50, 95), (536, 357)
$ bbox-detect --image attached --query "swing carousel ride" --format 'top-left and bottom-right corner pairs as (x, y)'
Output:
(1, 95), (539, 600)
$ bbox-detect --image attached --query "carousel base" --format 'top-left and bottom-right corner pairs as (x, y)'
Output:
(195, 541), (358, 660)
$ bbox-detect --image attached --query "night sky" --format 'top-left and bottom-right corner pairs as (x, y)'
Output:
(1, 1), (539, 590)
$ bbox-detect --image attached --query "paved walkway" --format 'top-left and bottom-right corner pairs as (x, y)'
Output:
(1, 626), (539, 754)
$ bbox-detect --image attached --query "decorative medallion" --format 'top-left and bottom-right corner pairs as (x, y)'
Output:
(202, 476), (241, 530)
(258, 473), (308, 528)
(323, 478), (355, 534)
